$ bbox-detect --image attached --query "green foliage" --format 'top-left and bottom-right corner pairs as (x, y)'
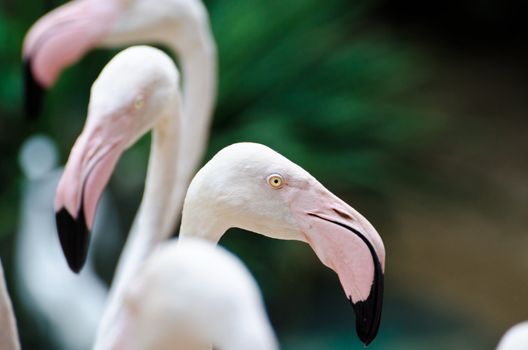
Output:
(207, 0), (430, 193)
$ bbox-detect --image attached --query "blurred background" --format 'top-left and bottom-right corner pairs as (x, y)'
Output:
(1, 0), (527, 349)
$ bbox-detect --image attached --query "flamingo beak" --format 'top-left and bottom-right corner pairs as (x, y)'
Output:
(288, 180), (385, 345)
(23, 58), (46, 120)
(22, 0), (120, 119)
(55, 133), (123, 273)
(310, 213), (383, 345)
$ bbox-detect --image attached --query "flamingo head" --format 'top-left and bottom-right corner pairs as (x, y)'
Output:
(22, 0), (209, 119)
(22, 0), (124, 119)
(182, 142), (386, 345)
(54, 46), (179, 273)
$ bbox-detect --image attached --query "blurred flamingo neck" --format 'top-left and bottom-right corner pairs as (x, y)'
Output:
(167, 20), (217, 187)
(94, 99), (182, 348)
(160, 25), (217, 243)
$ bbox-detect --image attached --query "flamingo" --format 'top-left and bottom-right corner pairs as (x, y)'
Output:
(26, 0), (216, 305)
(109, 238), (278, 350)
(23, 0), (216, 246)
(25, 1), (216, 339)
(0, 260), (20, 350)
(15, 135), (120, 350)
(497, 322), (528, 350)
(23, 0), (216, 137)
(55, 47), (385, 346)
(54, 45), (185, 348)
(23, 0), (216, 269)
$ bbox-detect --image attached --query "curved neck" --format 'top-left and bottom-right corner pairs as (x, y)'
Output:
(168, 14), (217, 197)
(0, 262), (20, 350)
(103, 33), (216, 327)
(144, 16), (217, 245)
(95, 97), (183, 348)
(96, 7), (216, 348)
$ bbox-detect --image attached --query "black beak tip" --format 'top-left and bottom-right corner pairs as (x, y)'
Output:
(311, 214), (385, 346)
(350, 294), (381, 346)
(55, 207), (91, 273)
(23, 58), (46, 120)
(349, 273), (384, 346)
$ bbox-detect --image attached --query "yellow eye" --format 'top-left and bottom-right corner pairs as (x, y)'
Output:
(134, 95), (144, 110)
(267, 174), (284, 189)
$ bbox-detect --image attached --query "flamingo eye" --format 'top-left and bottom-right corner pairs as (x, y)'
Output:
(134, 95), (144, 110)
(267, 174), (284, 189)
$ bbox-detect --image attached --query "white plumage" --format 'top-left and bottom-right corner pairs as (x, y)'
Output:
(497, 322), (528, 350)
(110, 239), (278, 350)
(16, 135), (121, 350)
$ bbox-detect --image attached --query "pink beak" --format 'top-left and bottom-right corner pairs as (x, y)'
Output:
(55, 130), (124, 273)
(286, 180), (385, 345)
(22, 0), (120, 119)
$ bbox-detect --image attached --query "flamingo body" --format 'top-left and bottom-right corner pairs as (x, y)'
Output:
(111, 239), (278, 350)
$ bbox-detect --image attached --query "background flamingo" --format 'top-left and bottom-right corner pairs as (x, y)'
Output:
(54, 45), (185, 348)
(23, 0), (217, 232)
(24, 0), (216, 287)
(110, 238), (278, 350)
(23, 0), (216, 149)
(15, 134), (121, 350)
(25, 0), (216, 273)
(25, 0), (217, 346)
